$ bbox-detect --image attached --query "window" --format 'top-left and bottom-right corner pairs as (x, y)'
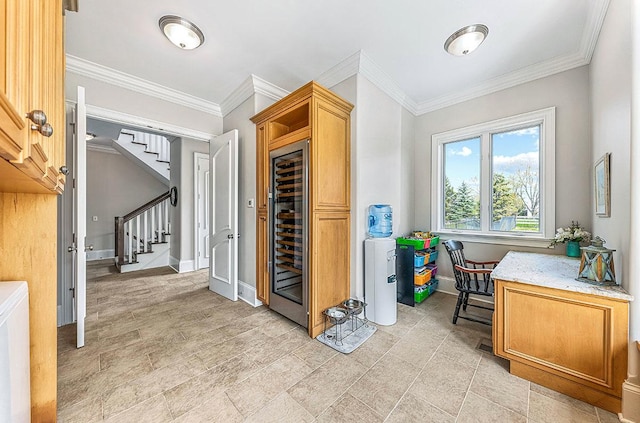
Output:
(431, 107), (555, 246)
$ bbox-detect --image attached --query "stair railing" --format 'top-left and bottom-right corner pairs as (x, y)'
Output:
(115, 191), (171, 268)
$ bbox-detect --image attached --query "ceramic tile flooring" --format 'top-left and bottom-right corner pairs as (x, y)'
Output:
(57, 260), (621, 422)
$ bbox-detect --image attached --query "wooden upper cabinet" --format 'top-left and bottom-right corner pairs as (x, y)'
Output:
(0, 0), (66, 193)
(0, 0), (30, 162)
(312, 99), (350, 210)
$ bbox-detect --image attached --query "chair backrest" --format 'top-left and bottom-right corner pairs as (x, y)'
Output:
(443, 239), (469, 289)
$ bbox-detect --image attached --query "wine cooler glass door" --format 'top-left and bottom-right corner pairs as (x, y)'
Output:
(269, 140), (308, 327)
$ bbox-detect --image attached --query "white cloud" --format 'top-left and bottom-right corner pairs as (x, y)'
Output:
(493, 152), (538, 173)
(450, 146), (473, 157)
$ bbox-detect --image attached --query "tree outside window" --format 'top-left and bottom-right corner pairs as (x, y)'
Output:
(431, 107), (555, 243)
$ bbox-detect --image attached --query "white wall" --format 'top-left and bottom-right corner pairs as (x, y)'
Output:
(415, 66), (591, 282)
(86, 149), (169, 254)
(332, 75), (413, 300)
(589, 0), (639, 413)
(66, 73), (222, 135)
(590, 0), (632, 301)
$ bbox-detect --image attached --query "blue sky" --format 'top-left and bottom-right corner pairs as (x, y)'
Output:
(444, 125), (540, 190)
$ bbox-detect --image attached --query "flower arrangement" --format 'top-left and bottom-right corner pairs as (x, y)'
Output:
(549, 221), (591, 247)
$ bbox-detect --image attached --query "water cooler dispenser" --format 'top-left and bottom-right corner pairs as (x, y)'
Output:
(364, 238), (397, 325)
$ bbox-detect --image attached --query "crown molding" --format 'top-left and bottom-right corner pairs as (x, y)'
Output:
(316, 51), (362, 88)
(317, 50), (418, 114)
(580, 0), (610, 62)
(252, 75), (290, 101)
(64, 101), (213, 141)
(66, 55), (223, 117)
(220, 74), (289, 116)
(358, 52), (418, 114)
(414, 52), (589, 114)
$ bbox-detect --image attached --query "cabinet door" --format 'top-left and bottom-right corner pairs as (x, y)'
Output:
(16, 0), (64, 190)
(308, 211), (350, 338)
(0, 0), (65, 192)
(256, 212), (269, 304)
(312, 99), (350, 211)
(0, 0), (30, 162)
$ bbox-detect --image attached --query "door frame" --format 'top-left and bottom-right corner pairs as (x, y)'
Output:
(194, 151), (210, 270)
(57, 100), (214, 327)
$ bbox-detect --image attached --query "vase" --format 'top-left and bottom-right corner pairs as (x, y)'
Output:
(566, 241), (581, 258)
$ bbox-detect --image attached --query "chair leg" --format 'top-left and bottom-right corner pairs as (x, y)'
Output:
(452, 292), (465, 324)
(462, 292), (470, 311)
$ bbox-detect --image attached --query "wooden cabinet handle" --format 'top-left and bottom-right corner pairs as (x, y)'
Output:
(26, 109), (47, 125)
(30, 122), (53, 137)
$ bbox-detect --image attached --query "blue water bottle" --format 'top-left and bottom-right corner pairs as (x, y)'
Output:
(368, 204), (392, 238)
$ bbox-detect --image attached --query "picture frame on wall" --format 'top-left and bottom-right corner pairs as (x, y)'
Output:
(595, 153), (610, 217)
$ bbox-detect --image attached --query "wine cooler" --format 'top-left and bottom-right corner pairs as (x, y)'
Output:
(269, 140), (309, 327)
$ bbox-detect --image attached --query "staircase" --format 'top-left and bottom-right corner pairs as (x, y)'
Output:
(115, 191), (171, 273)
(111, 129), (171, 184)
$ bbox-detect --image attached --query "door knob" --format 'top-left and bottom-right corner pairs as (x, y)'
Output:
(85, 245), (94, 251)
(67, 245), (77, 252)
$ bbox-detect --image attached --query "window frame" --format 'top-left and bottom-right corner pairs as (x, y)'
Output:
(431, 107), (556, 247)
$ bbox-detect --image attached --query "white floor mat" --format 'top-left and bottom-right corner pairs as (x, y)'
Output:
(316, 318), (377, 354)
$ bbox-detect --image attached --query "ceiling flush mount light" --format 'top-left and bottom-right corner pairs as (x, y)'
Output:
(444, 24), (489, 56)
(159, 15), (205, 50)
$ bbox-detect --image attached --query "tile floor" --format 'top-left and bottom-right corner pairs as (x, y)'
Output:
(57, 260), (621, 422)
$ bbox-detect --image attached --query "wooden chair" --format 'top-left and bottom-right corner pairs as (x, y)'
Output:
(443, 240), (500, 325)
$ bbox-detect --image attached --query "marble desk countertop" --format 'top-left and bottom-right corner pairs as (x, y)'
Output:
(491, 251), (634, 302)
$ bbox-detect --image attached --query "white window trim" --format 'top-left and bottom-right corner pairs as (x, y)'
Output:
(430, 107), (556, 248)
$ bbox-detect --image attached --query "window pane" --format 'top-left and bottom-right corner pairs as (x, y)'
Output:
(443, 137), (480, 230)
(491, 126), (540, 233)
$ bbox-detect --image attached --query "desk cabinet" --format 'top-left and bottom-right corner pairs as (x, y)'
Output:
(492, 252), (632, 414)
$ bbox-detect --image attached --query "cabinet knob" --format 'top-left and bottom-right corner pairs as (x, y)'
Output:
(31, 122), (53, 137)
(26, 110), (47, 125)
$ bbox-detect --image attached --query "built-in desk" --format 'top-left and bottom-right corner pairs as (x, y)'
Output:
(492, 251), (633, 414)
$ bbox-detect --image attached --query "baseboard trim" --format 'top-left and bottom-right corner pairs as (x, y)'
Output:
(178, 260), (195, 273)
(169, 256), (195, 273)
(621, 379), (640, 423)
(86, 249), (115, 261)
(238, 280), (262, 307)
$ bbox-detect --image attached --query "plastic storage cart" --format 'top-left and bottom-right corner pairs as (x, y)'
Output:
(396, 232), (439, 306)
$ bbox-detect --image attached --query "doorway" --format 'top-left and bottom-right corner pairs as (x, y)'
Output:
(194, 152), (210, 270)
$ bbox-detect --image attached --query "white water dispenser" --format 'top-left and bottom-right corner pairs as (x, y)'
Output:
(364, 238), (397, 325)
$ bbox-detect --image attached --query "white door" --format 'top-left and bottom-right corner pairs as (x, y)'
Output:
(72, 86), (88, 348)
(195, 153), (210, 269)
(209, 130), (238, 301)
